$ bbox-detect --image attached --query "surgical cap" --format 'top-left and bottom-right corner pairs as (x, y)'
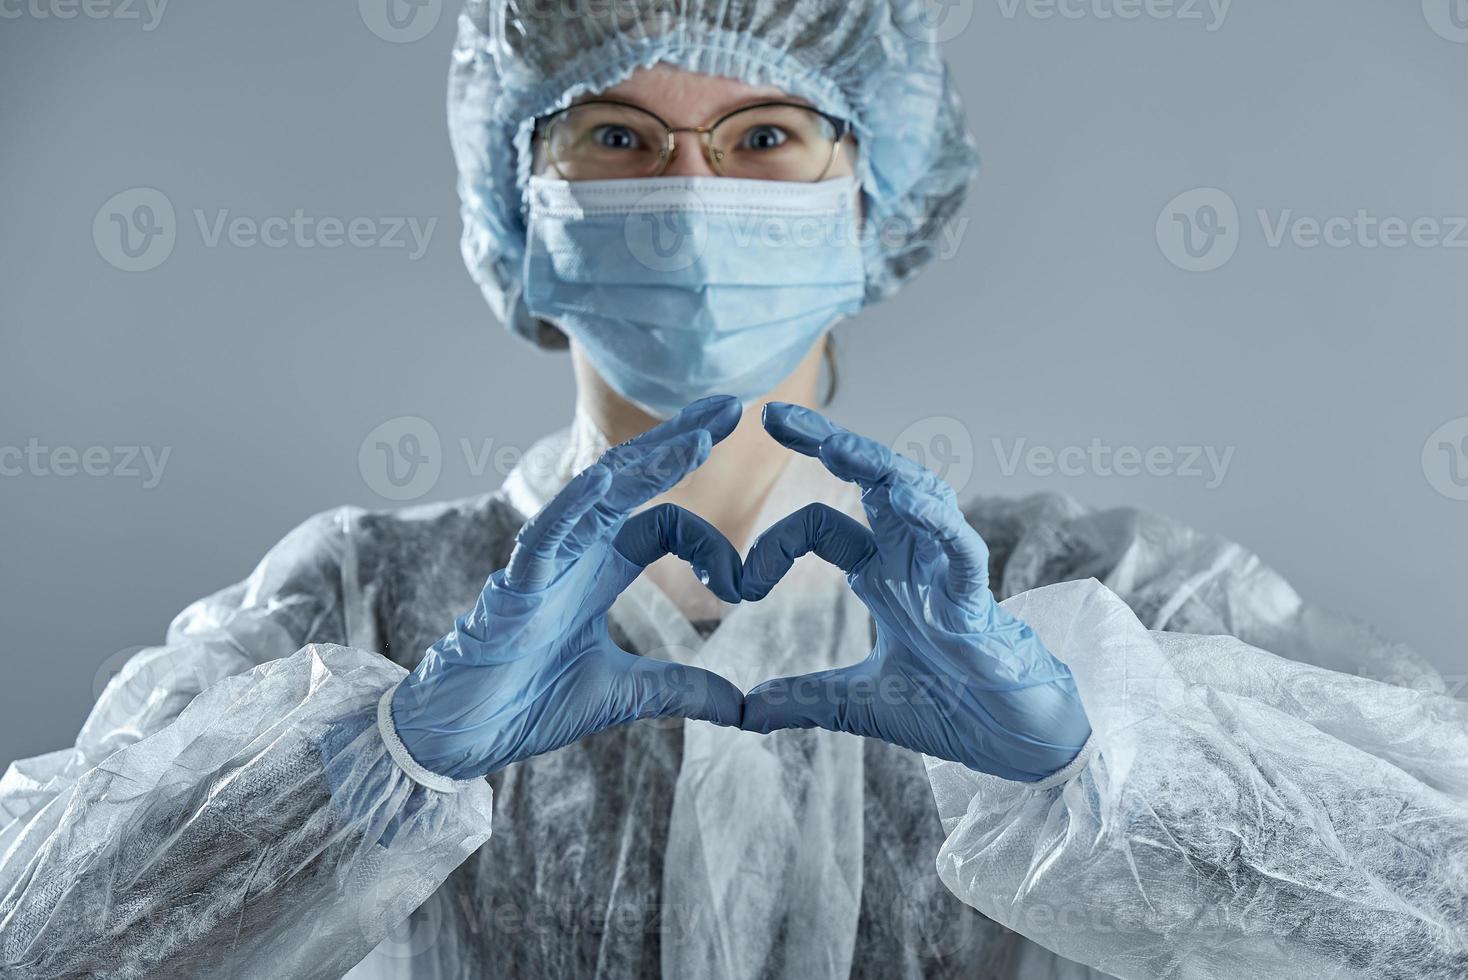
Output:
(447, 0), (980, 347)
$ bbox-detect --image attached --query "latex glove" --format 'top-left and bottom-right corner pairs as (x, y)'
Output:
(739, 404), (1092, 782)
(390, 396), (746, 781)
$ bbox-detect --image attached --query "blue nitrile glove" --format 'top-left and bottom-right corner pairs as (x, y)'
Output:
(389, 396), (747, 781)
(738, 404), (1092, 782)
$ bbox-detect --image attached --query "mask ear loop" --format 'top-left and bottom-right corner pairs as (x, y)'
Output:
(822, 336), (839, 406)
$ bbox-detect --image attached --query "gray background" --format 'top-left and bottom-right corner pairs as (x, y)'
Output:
(2, 0), (1466, 765)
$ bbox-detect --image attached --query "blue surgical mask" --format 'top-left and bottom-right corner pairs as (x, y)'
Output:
(523, 175), (866, 419)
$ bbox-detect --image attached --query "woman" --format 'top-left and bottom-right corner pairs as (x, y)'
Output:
(1, 1), (1464, 978)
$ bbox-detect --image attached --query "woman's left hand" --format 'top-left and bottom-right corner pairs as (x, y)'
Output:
(738, 404), (1093, 782)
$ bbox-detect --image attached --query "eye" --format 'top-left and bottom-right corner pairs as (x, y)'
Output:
(741, 125), (790, 151)
(592, 125), (643, 151)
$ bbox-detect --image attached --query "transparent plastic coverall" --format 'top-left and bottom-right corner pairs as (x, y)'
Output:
(4, 0), (1467, 974)
(2, 406), (1464, 978)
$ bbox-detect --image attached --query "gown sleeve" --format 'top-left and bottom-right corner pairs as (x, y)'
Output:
(0, 509), (493, 979)
(976, 496), (1444, 692)
(926, 575), (1468, 980)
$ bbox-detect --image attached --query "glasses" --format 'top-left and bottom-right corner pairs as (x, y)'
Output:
(538, 99), (851, 183)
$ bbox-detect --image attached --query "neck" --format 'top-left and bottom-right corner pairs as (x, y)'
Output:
(571, 337), (828, 554)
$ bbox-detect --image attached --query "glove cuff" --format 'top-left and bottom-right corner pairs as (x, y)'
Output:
(378, 685), (479, 793)
(1030, 732), (1098, 791)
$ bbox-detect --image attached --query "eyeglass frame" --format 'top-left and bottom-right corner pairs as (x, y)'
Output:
(535, 98), (854, 182)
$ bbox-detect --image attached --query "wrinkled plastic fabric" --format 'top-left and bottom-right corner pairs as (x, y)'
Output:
(928, 579), (1468, 979)
(447, 0), (979, 346)
(0, 415), (1460, 978)
(0, 639), (493, 977)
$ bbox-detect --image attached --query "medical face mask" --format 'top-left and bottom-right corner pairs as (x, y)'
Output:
(523, 175), (867, 419)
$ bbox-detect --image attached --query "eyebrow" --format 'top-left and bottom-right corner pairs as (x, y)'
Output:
(570, 92), (817, 120)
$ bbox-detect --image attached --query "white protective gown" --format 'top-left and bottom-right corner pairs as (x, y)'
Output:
(1, 415), (1464, 979)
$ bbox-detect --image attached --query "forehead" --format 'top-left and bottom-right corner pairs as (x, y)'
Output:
(585, 63), (800, 118)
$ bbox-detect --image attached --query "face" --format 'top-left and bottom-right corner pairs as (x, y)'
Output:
(533, 63), (857, 180)
(527, 64), (864, 426)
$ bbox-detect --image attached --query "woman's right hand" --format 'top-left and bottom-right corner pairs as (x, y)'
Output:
(389, 396), (746, 781)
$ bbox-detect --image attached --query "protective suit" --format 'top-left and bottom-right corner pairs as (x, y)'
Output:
(5, 0), (1465, 973)
(2, 413), (1464, 979)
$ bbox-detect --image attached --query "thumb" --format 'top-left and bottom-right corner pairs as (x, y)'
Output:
(611, 652), (745, 728)
(740, 665), (872, 736)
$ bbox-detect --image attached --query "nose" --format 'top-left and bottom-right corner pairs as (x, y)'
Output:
(659, 133), (719, 178)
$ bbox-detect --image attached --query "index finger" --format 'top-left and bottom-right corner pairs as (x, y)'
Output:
(504, 463), (612, 592)
(740, 503), (876, 601)
(761, 403), (956, 502)
(600, 395), (742, 473)
(613, 503), (743, 604)
(573, 428), (715, 546)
